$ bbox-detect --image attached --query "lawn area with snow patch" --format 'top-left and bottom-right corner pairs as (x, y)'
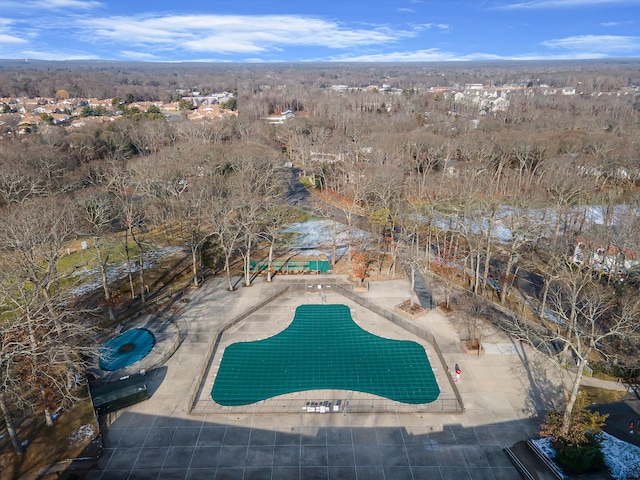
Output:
(533, 433), (640, 480)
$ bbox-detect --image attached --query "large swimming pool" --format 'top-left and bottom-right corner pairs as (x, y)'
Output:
(211, 304), (440, 406)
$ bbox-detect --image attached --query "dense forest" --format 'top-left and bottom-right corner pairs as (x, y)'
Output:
(1, 59), (640, 455)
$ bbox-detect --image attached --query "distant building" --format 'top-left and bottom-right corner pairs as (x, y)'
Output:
(573, 225), (640, 281)
(263, 109), (295, 125)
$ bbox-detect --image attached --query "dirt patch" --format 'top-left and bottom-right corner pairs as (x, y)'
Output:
(394, 299), (427, 319)
(330, 252), (407, 284)
(460, 339), (485, 355)
(0, 396), (98, 480)
(436, 303), (454, 316)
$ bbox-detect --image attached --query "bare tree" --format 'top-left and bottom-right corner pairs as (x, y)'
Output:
(258, 205), (298, 282)
(0, 199), (97, 434)
(430, 229), (469, 310)
(174, 180), (213, 288)
(511, 265), (640, 436)
(332, 161), (368, 258)
(397, 236), (421, 308)
(0, 167), (46, 205)
(202, 167), (246, 291)
(311, 203), (342, 271)
(0, 314), (30, 454)
(175, 119), (230, 145)
(78, 190), (118, 319)
(126, 118), (174, 156)
(65, 130), (102, 164)
(543, 158), (596, 246)
(107, 167), (147, 303)
(236, 195), (268, 288)
(499, 195), (548, 304)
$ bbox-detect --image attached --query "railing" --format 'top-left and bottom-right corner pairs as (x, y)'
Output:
(250, 259), (331, 274)
(527, 439), (565, 479)
(191, 394), (461, 416)
(335, 284), (464, 414)
(503, 445), (536, 480)
(186, 286), (291, 413)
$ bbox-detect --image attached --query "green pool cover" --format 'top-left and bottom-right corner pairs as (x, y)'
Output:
(211, 304), (440, 406)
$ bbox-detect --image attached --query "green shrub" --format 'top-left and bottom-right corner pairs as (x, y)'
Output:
(554, 434), (605, 475)
(540, 392), (608, 476)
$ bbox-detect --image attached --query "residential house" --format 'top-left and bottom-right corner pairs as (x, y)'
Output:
(263, 109), (295, 125)
(573, 226), (640, 280)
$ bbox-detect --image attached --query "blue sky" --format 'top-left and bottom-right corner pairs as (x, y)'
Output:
(0, 0), (639, 62)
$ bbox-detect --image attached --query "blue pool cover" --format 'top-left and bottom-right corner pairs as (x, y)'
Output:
(99, 328), (156, 371)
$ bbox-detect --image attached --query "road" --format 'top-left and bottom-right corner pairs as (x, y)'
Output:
(278, 166), (370, 231)
(278, 166), (314, 209)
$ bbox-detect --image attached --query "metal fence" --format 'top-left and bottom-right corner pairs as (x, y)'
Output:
(191, 394), (461, 416)
(186, 286), (291, 413)
(188, 280), (464, 415)
(334, 284), (464, 414)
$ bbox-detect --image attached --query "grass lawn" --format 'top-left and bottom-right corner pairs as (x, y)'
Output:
(580, 385), (627, 404)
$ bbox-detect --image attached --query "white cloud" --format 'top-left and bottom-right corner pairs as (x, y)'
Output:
(32, 0), (102, 7)
(414, 23), (449, 31)
(499, 0), (639, 9)
(397, 8), (415, 13)
(542, 34), (640, 51)
(333, 48), (610, 62)
(0, 33), (26, 43)
(120, 50), (159, 60)
(601, 20), (634, 26)
(0, 17), (26, 43)
(19, 49), (97, 60)
(334, 48), (456, 62)
(330, 48), (515, 62)
(76, 14), (411, 55)
(0, 0), (102, 10)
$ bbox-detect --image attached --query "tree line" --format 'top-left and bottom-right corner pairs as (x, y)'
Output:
(0, 113), (296, 452)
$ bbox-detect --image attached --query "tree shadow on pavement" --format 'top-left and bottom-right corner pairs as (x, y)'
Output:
(511, 339), (565, 420)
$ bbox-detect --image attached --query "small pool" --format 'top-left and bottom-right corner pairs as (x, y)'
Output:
(99, 328), (156, 371)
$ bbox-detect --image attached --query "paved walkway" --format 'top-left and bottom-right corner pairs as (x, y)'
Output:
(72, 274), (581, 479)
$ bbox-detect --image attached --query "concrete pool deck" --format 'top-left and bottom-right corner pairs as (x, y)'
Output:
(78, 274), (572, 480)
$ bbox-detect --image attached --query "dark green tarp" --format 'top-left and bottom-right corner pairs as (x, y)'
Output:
(90, 374), (148, 415)
(212, 304), (440, 406)
(250, 259), (330, 273)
